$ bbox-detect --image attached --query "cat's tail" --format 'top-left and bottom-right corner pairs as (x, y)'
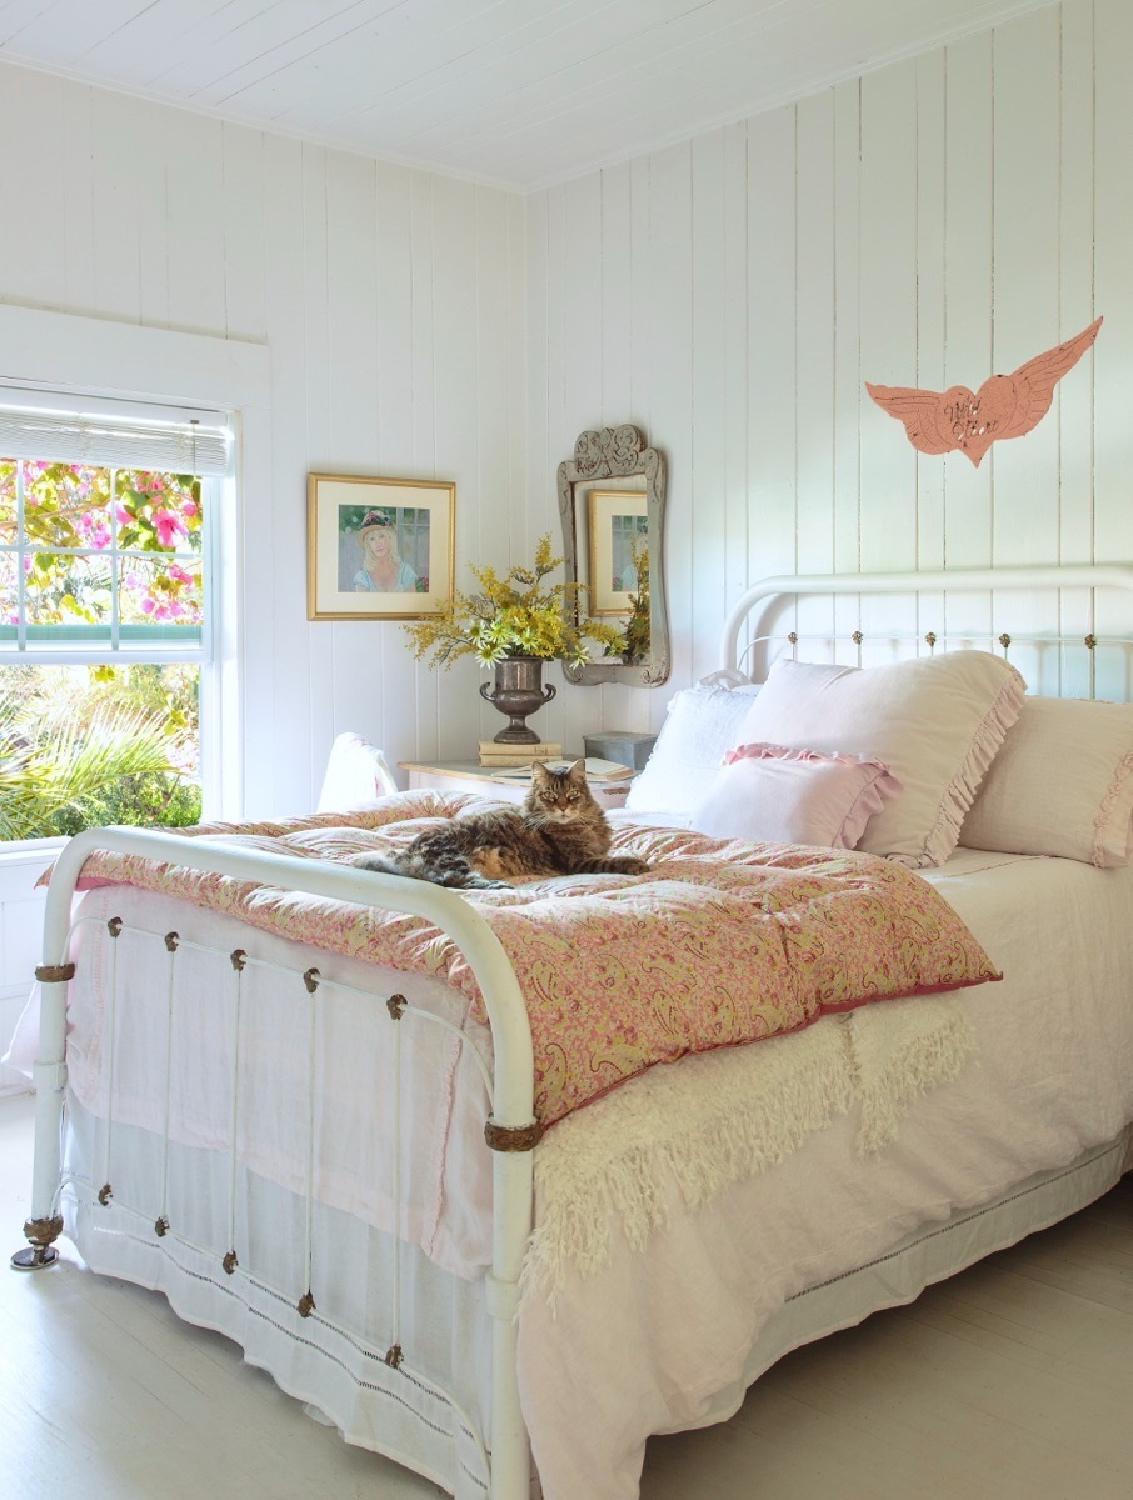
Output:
(354, 850), (509, 890)
(353, 851), (410, 878)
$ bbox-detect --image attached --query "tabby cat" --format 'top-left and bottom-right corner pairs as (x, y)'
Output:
(357, 759), (649, 890)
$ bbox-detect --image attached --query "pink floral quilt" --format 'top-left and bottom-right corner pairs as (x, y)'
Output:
(55, 791), (1001, 1129)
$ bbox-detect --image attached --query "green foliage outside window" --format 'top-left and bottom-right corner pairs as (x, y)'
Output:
(0, 663), (201, 841)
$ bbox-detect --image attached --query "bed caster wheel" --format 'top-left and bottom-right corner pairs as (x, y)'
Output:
(10, 1244), (60, 1271)
(10, 1215), (64, 1271)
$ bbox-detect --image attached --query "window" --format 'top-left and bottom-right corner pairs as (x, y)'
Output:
(0, 394), (231, 843)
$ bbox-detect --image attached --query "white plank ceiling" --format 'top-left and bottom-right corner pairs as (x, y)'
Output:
(0, 0), (1056, 189)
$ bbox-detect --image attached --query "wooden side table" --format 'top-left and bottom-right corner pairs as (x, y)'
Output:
(399, 761), (632, 811)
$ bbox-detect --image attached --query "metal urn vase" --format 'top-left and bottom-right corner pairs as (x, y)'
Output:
(479, 655), (556, 744)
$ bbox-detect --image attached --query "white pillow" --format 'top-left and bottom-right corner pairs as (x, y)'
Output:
(734, 652), (1026, 867)
(624, 682), (760, 814)
(689, 743), (903, 848)
(316, 732), (397, 812)
(960, 696), (1133, 866)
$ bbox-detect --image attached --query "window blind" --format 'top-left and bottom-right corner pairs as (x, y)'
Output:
(0, 387), (232, 475)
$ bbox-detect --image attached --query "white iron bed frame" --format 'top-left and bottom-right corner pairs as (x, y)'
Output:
(11, 561), (1133, 1500)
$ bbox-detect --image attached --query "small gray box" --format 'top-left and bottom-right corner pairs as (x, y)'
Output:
(584, 731), (658, 771)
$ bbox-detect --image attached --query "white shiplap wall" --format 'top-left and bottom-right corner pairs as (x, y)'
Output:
(0, 62), (528, 818)
(0, 0), (1130, 833)
(528, 0), (1133, 745)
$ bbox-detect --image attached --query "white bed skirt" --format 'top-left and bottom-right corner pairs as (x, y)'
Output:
(62, 1093), (1133, 1498)
(63, 1096), (497, 1500)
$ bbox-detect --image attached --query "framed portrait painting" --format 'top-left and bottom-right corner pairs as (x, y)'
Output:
(307, 474), (455, 621)
(587, 488), (649, 615)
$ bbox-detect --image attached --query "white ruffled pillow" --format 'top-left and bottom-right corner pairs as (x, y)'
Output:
(624, 682), (760, 815)
(734, 652), (1026, 867)
(689, 743), (903, 848)
(960, 696), (1133, 866)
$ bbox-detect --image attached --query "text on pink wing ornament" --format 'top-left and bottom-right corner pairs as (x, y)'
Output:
(865, 316), (1102, 467)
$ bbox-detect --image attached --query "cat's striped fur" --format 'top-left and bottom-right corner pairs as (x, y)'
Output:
(358, 760), (648, 889)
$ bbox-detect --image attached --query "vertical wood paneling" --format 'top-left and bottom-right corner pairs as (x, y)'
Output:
(1093, 0), (1133, 698)
(914, 50), (947, 653)
(1057, 0), (1096, 695)
(221, 123), (267, 343)
(992, 8), (1062, 692)
(433, 177), (480, 759)
(324, 150), (380, 784)
(600, 163), (633, 423)
(795, 92), (836, 654)
(831, 79), (862, 652)
(858, 63), (918, 581)
(165, 114), (227, 337)
(408, 170), (441, 757)
(747, 106), (797, 588)
(722, 122), (750, 629)
(647, 143), (694, 717)
(90, 88), (143, 324)
(690, 130), (727, 687)
(61, 83), (95, 313)
(252, 131), (306, 814)
(0, 66), (66, 306)
(858, 63), (919, 657)
(299, 144), (332, 812)
(942, 31), (995, 644)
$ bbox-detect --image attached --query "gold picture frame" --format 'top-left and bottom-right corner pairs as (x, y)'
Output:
(307, 473), (455, 621)
(587, 488), (649, 615)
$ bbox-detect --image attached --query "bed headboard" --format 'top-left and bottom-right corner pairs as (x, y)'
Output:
(720, 564), (1133, 702)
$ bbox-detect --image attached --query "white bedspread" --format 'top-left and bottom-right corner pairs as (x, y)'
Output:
(518, 850), (1133, 1500)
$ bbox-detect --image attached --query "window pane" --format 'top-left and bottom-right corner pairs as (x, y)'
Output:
(0, 662), (201, 841)
(115, 470), (202, 554)
(23, 463), (111, 549)
(119, 555), (203, 632)
(0, 460), (15, 542)
(24, 552), (112, 633)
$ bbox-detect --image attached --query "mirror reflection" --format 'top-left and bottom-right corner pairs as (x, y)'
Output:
(556, 424), (669, 687)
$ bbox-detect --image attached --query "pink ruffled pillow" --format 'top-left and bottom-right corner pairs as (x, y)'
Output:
(689, 742), (903, 849)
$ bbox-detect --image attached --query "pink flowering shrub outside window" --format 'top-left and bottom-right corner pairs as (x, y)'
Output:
(0, 460), (203, 634)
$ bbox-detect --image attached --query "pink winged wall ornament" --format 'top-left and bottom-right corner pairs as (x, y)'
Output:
(865, 316), (1102, 467)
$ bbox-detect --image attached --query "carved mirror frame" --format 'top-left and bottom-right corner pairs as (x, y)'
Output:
(557, 424), (669, 686)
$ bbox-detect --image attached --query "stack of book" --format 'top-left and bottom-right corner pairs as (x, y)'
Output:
(478, 740), (562, 768)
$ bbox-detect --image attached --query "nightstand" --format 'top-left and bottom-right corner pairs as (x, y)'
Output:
(399, 761), (632, 810)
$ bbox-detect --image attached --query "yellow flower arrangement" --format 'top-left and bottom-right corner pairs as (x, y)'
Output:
(403, 534), (624, 668)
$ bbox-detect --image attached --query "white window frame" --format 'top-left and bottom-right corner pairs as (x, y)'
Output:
(0, 305), (270, 829)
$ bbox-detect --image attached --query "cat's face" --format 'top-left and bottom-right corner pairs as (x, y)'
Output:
(529, 760), (590, 821)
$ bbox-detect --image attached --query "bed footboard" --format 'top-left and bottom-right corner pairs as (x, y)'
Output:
(10, 824), (539, 1500)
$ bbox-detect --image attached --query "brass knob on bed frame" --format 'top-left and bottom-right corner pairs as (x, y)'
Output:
(223, 1251), (238, 1275)
(154, 1217), (170, 1237)
(97, 1183), (113, 1206)
(298, 1292), (316, 1318)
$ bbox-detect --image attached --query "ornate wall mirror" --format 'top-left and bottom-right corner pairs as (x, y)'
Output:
(556, 424), (669, 686)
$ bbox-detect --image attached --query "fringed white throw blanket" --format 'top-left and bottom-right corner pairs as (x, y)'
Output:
(523, 993), (976, 1304)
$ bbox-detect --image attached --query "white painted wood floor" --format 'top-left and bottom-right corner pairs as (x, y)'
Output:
(4, 1088), (1133, 1500)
